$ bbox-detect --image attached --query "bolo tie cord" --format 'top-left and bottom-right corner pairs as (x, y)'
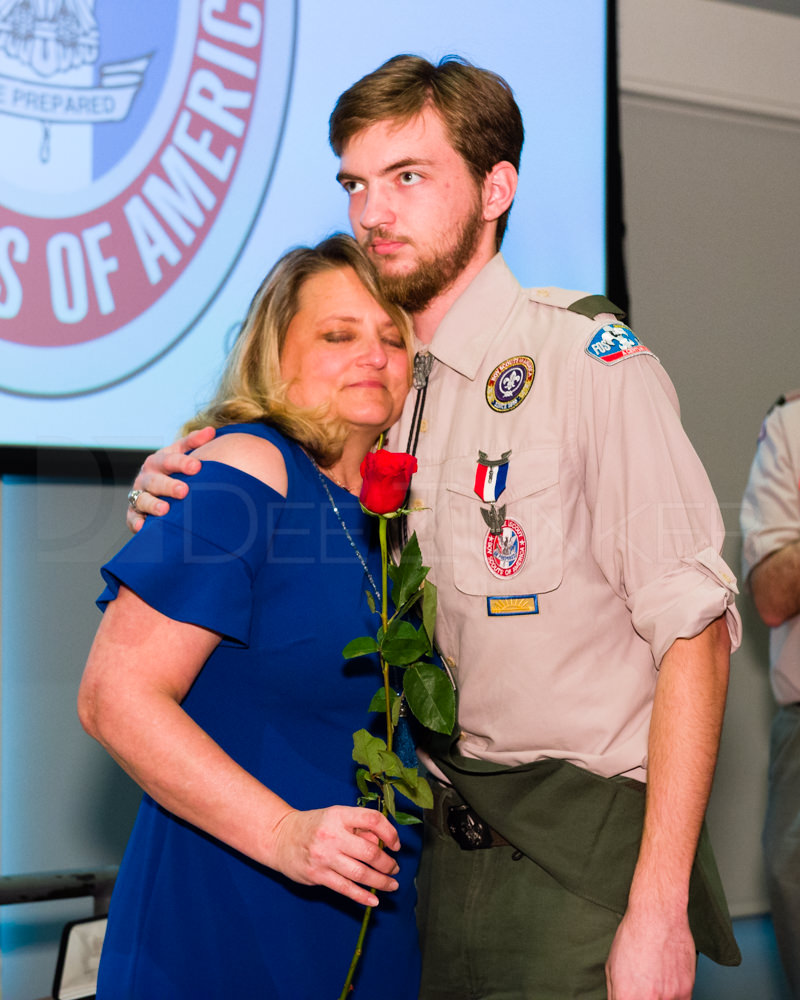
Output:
(399, 352), (449, 685)
(401, 351), (434, 546)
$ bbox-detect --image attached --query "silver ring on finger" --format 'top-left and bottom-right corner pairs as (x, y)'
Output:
(127, 488), (144, 512)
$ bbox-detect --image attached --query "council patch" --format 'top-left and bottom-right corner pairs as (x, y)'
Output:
(585, 323), (653, 366)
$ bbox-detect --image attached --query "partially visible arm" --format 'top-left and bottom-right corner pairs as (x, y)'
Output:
(605, 615), (731, 1000)
(741, 401), (800, 628)
(750, 540), (800, 628)
(126, 426), (217, 533)
(79, 587), (402, 906)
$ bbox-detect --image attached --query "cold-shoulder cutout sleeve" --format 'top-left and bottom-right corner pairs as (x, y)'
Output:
(98, 461), (286, 646)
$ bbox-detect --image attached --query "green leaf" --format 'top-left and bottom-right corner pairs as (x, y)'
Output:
(382, 780), (396, 818)
(367, 686), (386, 713)
(342, 636), (379, 659)
(356, 768), (370, 797)
(352, 729), (387, 773)
(381, 620), (430, 665)
(388, 533), (429, 609)
(367, 687), (400, 727)
(382, 618), (418, 645)
(404, 662), (456, 734)
(366, 590), (376, 615)
(422, 578), (438, 646)
(393, 810), (423, 826)
(376, 749), (406, 778)
(392, 771), (434, 809)
(393, 589), (424, 622)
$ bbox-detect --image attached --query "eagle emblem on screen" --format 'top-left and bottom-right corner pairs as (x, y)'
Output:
(0, 0), (296, 398)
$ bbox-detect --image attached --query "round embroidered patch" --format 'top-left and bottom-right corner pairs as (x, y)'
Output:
(485, 356), (535, 412)
(484, 518), (528, 578)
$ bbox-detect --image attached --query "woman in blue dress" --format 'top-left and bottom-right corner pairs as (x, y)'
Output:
(78, 235), (421, 998)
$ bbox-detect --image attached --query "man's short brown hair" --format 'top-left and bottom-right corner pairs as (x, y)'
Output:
(329, 55), (524, 249)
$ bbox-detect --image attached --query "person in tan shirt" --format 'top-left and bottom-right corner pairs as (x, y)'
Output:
(126, 55), (740, 1000)
(742, 391), (800, 997)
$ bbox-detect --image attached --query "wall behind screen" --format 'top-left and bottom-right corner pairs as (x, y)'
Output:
(0, 0), (607, 454)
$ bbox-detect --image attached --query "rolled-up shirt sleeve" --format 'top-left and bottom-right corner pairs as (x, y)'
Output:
(741, 404), (800, 583)
(577, 347), (741, 666)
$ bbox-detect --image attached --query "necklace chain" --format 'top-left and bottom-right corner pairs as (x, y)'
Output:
(324, 466), (358, 494)
(308, 458), (381, 604)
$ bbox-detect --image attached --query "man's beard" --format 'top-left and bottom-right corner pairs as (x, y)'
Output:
(368, 202), (484, 314)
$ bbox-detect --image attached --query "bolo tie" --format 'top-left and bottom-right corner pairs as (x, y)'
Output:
(393, 349), (436, 765)
(401, 350), (434, 546)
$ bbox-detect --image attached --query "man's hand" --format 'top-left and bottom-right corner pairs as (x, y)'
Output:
(605, 904), (696, 1000)
(126, 426), (216, 533)
(603, 616), (731, 1000)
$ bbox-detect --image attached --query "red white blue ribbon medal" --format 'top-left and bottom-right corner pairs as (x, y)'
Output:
(475, 450), (510, 535)
(474, 451), (531, 597)
(474, 450), (510, 503)
(485, 356), (535, 412)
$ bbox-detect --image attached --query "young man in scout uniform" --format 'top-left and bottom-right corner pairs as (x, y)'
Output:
(127, 55), (741, 999)
(742, 390), (800, 996)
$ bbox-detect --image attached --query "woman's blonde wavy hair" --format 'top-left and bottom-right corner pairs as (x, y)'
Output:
(183, 234), (413, 466)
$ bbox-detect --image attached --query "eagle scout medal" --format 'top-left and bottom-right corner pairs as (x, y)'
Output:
(481, 504), (506, 535)
(585, 324), (653, 365)
(485, 356), (534, 412)
(474, 450), (510, 501)
(484, 517), (527, 578)
(475, 450), (510, 535)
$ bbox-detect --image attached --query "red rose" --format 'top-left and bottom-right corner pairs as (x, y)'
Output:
(359, 449), (418, 515)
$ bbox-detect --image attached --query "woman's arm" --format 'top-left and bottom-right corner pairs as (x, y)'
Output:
(78, 585), (402, 906)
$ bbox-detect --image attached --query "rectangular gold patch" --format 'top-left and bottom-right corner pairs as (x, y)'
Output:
(486, 595), (539, 616)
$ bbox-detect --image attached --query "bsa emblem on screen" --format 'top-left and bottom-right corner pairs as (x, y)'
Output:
(0, 1), (296, 397)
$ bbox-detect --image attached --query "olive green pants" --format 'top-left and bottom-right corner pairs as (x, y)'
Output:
(763, 703), (800, 996)
(416, 782), (619, 1000)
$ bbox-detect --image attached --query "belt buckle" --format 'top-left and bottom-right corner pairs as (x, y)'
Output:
(446, 803), (493, 850)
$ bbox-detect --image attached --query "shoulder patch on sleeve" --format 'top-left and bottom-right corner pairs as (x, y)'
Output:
(761, 389), (800, 435)
(568, 294), (626, 321)
(585, 322), (654, 366)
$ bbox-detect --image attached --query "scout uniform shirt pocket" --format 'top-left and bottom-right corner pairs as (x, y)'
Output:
(444, 448), (564, 607)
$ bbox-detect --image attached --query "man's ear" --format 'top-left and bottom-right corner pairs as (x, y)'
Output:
(482, 161), (518, 223)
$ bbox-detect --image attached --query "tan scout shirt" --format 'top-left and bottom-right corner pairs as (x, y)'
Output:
(741, 392), (800, 705)
(389, 254), (740, 782)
